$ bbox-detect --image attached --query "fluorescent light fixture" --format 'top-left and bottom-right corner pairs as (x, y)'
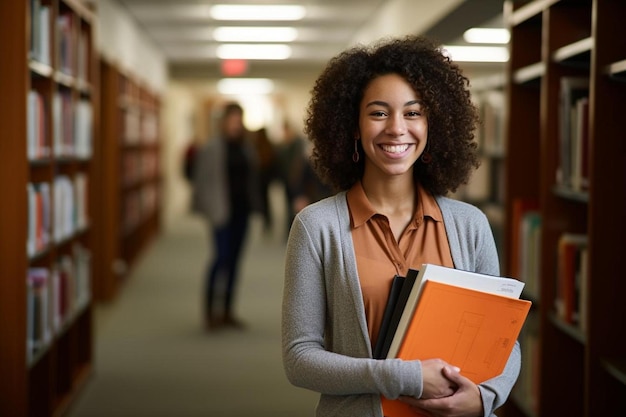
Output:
(463, 28), (510, 44)
(442, 45), (509, 63)
(213, 27), (298, 42)
(210, 5), (306, 21)
(216, 44), (292, 60)
(217, 78), (275, 95)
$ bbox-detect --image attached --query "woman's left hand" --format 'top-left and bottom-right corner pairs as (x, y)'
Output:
(399, 366), (483, 417)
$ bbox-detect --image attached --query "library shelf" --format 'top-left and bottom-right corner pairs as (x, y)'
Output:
(0, 0), (96, 415)
(501, 1), (626, 416)
(94, 58), (162, 302)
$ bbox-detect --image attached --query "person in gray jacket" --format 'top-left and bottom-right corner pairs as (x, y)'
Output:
(192, 102), (260, 330)
(282, 35), (521, 416)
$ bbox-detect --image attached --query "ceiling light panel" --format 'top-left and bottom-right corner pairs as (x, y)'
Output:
(217, 78), (275, 95)
(123, 4), (213, 21)
(210, 5), (306, 21)
(216, 44), (292, 60)
(213, 27), (298, 42)
(442, 45), (509, 63)
(463, 28), (510, 44)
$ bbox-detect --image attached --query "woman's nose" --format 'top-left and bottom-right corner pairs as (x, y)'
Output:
(385, 114), (407, 136)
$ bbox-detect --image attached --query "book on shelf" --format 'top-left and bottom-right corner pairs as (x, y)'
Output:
(558, 77), (589, 191)
(52, 90), (74, 157)
(56, 9), (76, 76)
(53, 174), (89, 242)
(510, 198), (540, 298)
(74, 99), (93, 159)
(518, 210), (541, 299)
(74, 173), (89, 230)
(571, 96), (589, 192)
(141, 111), (159, 143)
(27, 267), (53, 363)
(141, 184), (159, 217)
(29, 0), (51, 65)
(27, 182), (51, 257)
(27, 89), (49, 160)
(380, 264), (531, 417)
(27, 244), (93, 364)
(141, 152), (159, 181)
(124, 107), (141, 144)
(555, 233), (588, 330)
(77, 28), (89, 83)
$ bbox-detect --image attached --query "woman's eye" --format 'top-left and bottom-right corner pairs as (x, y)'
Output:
(371, 111), (387, 117)
(406, 111), (421, 117)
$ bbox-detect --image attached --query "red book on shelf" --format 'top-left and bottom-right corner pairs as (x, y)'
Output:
(556, 234), (588, 325)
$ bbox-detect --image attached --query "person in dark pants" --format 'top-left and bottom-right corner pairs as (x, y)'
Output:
(276, 121), (307, 237)
(191, 102), (260, 331)
(252, 127), (277, 233)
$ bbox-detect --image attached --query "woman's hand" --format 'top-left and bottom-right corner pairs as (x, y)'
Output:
(401, 365), (483, 417)
(420, 359), (459, 399)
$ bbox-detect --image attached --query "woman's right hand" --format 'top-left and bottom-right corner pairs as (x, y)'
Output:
(419, 359), (459, 399)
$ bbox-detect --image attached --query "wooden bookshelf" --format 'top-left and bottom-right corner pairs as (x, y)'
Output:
(502, 1), (626, 416)
(95, 58), (161, 302)
(0, 0), (96, 415)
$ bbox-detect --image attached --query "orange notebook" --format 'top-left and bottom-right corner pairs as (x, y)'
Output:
(381, 280), (531, 417)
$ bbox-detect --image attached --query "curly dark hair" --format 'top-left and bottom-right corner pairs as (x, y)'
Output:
(304, 35), (480, 195)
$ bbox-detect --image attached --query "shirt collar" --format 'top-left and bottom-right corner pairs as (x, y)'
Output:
(346, 181), (443, 229)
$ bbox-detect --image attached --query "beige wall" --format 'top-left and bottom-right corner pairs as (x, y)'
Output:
(94, 0), (168, 92)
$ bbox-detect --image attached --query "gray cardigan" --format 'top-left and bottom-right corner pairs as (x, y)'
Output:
(282, 192), (521, 417)
(191, 136), (260, 227)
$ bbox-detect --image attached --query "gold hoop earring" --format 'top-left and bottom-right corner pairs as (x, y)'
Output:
(352, 139), (360, 163)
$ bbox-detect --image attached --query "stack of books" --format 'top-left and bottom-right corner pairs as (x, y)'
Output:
(375, 264), (532, 417)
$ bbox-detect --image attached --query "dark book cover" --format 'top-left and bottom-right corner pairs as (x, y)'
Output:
(374, 269), (419, 359)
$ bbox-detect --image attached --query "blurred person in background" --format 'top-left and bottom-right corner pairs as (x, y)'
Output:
(276, 120), (308, 237)
(253, 127), (278, 234)
(192, 102), (261, 331)
(290, 141), (332, 214)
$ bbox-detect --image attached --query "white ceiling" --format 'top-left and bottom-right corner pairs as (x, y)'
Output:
(114, 0), (505, 79)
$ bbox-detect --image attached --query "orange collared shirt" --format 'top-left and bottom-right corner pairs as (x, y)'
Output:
(346, 181), (454, 350)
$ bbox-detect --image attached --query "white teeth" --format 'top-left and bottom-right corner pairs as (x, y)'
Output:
(381, 144), (409, 153)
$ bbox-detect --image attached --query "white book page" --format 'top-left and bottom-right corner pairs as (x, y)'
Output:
(417, 264), (525, 299)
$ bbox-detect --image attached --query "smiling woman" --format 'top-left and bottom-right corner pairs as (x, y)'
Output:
(281, 34), (521, 417)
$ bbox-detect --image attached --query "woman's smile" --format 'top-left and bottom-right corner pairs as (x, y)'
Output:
(379, 143), (412, 156)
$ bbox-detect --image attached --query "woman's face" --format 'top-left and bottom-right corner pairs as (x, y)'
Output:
(358, 73), (428, 180)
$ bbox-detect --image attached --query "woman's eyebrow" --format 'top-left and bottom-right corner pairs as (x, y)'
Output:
(406, 99), (424, 106)
(365, 99), (423, 107)
(365, 100), (390, 108)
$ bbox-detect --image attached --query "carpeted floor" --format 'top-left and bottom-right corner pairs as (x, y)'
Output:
(66, 199), (318, 417)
